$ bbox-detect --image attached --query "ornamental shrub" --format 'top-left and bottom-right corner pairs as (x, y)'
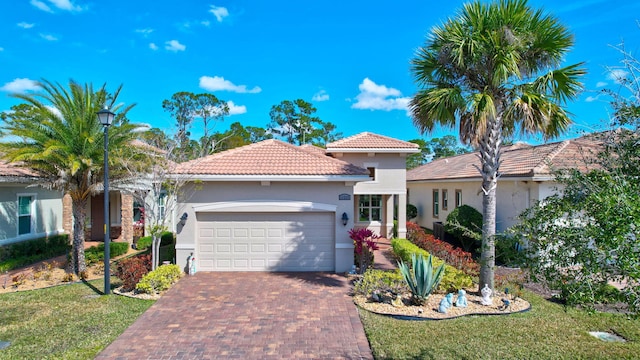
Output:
(349, 228), (380, 274)
(136, 231), (174, 250)
(392, 238), (473, 292)
(136, 264), (183, 294)
(398, 253), (445, 305)
(353, 268), (406, 296)
(0, 235), (71, 272)
(444, 205), (483, 252)
(85, 242), (129, 265)
(115, 254), (152, 291)
(406, 222), (479, 277)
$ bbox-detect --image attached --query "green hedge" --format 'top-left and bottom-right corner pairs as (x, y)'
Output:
(85, 242), (130, 264)
(391, 238), (473, 292)
(0, 235), (71, 272)
(136, 231), (174, 250)
(136, 264), (182, 294)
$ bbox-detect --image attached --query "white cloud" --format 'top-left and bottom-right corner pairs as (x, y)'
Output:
(149, 42), (158, 50)
(30, 0), (52, 12)
(199, 76), (261, 93)
(209, 5), (229, 22)
(585, 96), (599, 103)
(40, 33), (58, 41)
(45, 105), (62, 119)
(48, 0), (83, 11)
(607, 69), (629, 84)
(0, 78), (40, 93)
(312, 90), (330, 102)
(165, 40), (186, 52)
(17, 22), (35, 29)
(31, 0), (84, 12)
(351, 78), (410, 111)
(595, 81), (607, 88)
(227, 101), (246, 115)
(201, 20), (211, 27)
(135, 28), (154, 37)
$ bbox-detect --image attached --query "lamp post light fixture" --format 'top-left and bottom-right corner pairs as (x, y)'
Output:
(97, 106), (115, 295)
(341, 212), (349, 226)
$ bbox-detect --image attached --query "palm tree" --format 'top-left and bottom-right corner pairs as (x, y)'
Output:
(409, 0), (585, 290)
(0, 79), (144, 274)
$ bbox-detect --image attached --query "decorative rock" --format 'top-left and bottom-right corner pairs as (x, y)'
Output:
(371, 292), (380, 302)
(481, 284), (493, 306)
(392, 296), (403, 307)
(455, 289), (468, 307)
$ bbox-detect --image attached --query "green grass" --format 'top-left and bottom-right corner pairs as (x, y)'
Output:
(359, 289), (640, 359)
(0, 279), (154, 359)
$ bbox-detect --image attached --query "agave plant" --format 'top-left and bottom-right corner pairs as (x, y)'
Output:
(398, 253), (445, 305)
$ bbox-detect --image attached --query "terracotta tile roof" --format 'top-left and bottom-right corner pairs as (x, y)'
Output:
(299, 144), (327, 156)
(326, 132), (419, 151)
(0, 159), (39, 178)
(175, 139), (369, 176)
(407, 137), (602, 181)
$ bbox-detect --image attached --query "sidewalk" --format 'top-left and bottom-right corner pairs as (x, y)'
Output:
(372, 238), (397, 270)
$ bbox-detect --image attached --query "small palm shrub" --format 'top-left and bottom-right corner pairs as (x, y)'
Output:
(136, 264), (182, 294)
(398, 253), (445, 305)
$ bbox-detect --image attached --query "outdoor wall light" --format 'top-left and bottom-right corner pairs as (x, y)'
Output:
(341, 212), (349, 226)
(180, 212), (188, 225)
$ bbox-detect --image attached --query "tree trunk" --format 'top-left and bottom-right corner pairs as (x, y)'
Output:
(152, 234), (161, 271)
(70, 197), (88, 274)
(478, 115), (503, 292)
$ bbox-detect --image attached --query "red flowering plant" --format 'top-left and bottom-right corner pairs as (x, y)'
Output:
(406, 222), (479, 277)
(349, 228), (380, 274)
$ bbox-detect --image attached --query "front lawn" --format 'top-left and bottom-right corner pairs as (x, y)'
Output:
(0, 279), (154, 359)
(359, 289), (640, 359)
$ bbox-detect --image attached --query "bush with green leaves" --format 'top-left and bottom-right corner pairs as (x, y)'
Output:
(392, 238), (473, 292)
(398, 253), (445, 305)
(0, 235), (70, 272)
(84, 242), (129, 265)
(444, 205), (483, 252)
(495, 233), (527, 266)
(510, 45), (640, 313)
(135, 264), (182, 294)
(353, 268), (406, 296)
(136, 231), (174, 250)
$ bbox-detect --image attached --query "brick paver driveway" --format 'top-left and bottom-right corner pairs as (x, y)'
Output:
(96, 272), (373, 359)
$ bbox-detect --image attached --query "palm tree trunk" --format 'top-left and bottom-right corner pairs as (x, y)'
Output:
(478, 115), (503, 291)
(70, 197), (88, 274)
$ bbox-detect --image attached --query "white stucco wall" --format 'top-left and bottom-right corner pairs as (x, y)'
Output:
(0, 183), (64, 245)
(337, 153), (408, 194)
(407, 179), (563, 233)
(175, 181), (356, 273)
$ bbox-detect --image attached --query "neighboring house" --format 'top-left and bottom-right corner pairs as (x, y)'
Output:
(0, 160), (64, 246)
(0, 158), (136, 246)
(174, 132), (418, 273)
(407, 136), (601, 233)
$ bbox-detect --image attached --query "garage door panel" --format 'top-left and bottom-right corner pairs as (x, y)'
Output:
(197, 213), (334, 271)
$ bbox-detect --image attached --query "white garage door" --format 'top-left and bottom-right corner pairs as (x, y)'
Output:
(197, 212), (335, 271)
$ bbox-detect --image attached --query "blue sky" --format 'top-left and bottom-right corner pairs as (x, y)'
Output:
(1, 0), (639, 144)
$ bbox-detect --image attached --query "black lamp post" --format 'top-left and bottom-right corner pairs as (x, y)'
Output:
(97, 107), (115, 295)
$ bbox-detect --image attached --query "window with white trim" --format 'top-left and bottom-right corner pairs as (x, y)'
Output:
(442, 189), (449, 210)
(433, 189), (439, 218)
(158, 192), (167, 221)
(455, 189), (462, 207)
(18, 195), (34, 235)
(359, 195), (382, 222)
